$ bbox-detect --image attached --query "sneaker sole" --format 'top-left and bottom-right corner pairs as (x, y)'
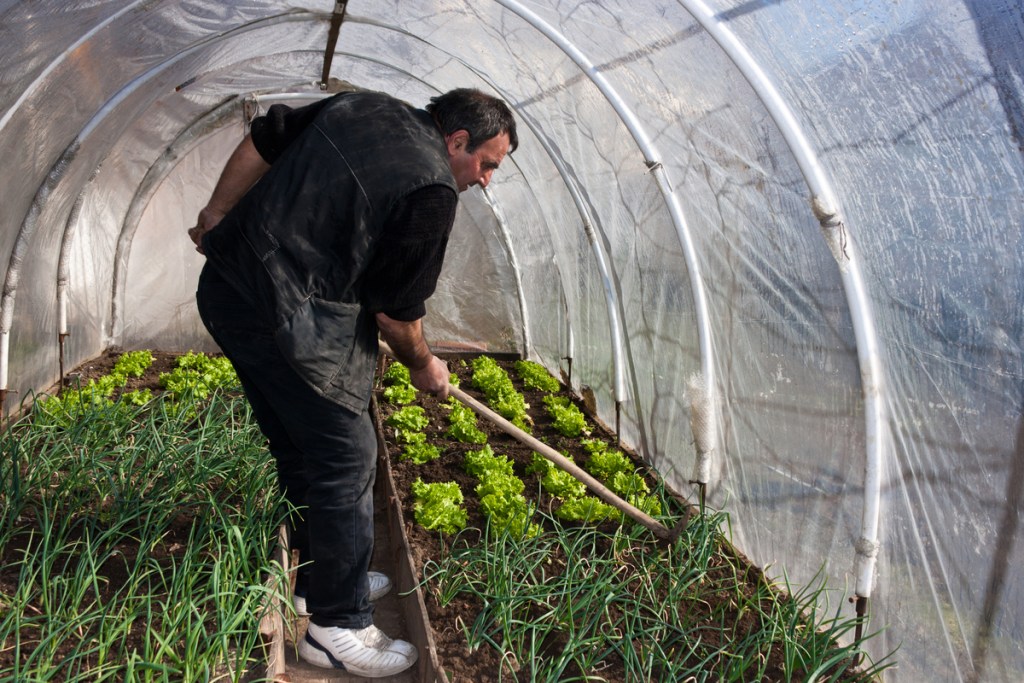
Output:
(298, 634), (417, 677)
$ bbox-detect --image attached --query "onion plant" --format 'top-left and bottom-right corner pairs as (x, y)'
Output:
(422, 492), (895, 682)
(1, 371), (289, 682)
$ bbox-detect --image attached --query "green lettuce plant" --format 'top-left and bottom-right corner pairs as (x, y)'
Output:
(582, 438), (632, 480)
(581, 439), (662, 516)
(399, 436), (440, 466)
(554, 495), (616, 523)
(464, 445), (539, 537)
(513, 359), (560, 393)
(35, 350), (157, 426)
(444, 398), (487, 444)
(386, 405), (429, 440)
(158, 351), (238, 400)
(471, 356), (530, 431)
(543, 395), (590, 437)
(411, 478), (467, 535)
(527, 453), (587, 500)
(386, 405), (439, 463)
(464, 444), (514, 479)
(382, 361), (417, 404)
(112, 349), (154, 379)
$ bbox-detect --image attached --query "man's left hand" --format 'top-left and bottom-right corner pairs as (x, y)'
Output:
(188, 207), (225, 255)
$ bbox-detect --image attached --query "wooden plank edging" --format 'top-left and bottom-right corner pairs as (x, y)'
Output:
(372, 395), (447, 682)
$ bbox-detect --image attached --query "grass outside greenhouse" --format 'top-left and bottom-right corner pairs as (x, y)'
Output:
(0, 350), (895, 681)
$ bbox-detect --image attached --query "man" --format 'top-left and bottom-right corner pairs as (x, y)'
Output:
(189, 87), (516, 677)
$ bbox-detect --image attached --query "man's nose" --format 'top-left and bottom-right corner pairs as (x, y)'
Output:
(479, 169), (494, 188)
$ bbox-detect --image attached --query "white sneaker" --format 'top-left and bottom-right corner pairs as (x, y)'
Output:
(299, 622), (418, 677)
(293, 571), (392, 617)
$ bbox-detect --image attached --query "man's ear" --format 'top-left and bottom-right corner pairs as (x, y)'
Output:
(445, 129), (470, 155)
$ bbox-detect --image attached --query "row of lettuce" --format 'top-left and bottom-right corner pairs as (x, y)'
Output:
(35, 350), (238, 424)
(381, 356), (662, 537)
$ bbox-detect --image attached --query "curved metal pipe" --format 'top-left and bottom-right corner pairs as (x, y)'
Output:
(0, 139), (80, 410)
(492, 0), (717, 482)
(473, 96), (627, 403)
(0, 1), (150, 134)
(674, 0), (888, 600)
(480, 187), (530, 355)
(522, 119), (628, 405)
(57, 164), (101, 386)
(109, 97), (241, 340)
(0, 10), (319, 400)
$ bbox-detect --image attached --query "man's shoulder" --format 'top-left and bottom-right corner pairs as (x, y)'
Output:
(322, 89), (414, 115)
(317, 92), (444, 159)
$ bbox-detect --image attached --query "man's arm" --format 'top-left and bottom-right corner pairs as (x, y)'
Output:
(188, 134), (271, 253)
(376, 312), (450, 400)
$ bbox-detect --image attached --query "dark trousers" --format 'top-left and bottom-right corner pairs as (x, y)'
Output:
(196, 264), (376, 629)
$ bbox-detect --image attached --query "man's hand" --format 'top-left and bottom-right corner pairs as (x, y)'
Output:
(376, 313), (450, 400)
(187, 207), (225, 255)
(408, 355), (450, 401)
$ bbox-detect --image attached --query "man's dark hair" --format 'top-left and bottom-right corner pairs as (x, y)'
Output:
(427, 88), (518, 154)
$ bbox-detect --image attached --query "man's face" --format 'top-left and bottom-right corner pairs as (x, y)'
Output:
(445, 131), (511, 192)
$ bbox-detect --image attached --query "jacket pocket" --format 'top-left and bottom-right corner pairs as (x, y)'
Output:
(274, 296), (377, 413)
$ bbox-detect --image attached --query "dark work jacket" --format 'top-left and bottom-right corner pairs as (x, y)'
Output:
(204, 91), (458, 413)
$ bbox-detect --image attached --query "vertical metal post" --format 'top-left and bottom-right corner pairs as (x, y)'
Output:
(58, 333), (68, 393)
(852, 595), (869, 667)
(320, 1), (349, 89)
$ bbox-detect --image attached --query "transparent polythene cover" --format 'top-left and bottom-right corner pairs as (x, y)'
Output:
(0, 1), (1021, 679)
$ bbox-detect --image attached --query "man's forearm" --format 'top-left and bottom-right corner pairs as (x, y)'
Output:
(189, 135), (271, 253)
(376, 313), (432, 370)
(376, 312), (450, 399)
(204, 135), (271, 218)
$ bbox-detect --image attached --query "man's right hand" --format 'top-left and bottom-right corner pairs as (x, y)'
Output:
(376, 313), (449, 400)
(408, 355), (450, 401)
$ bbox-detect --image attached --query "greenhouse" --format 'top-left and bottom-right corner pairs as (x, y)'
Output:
(1, 0), (1022, 681)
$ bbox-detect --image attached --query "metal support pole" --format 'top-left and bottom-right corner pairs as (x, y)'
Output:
(320, 1), (349, 89)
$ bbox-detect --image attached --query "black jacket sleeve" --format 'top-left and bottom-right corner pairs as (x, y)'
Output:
(249, 98), (332, 163)
(361, 185), (458, 321)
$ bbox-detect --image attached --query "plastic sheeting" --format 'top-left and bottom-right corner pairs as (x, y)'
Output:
(1, 1), (1022, 680)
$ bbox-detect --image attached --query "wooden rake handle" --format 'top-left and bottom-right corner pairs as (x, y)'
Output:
(449, 383), (677, 540)
(378, 343), (679, 541)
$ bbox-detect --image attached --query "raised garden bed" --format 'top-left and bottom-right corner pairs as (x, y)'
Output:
(374, 353), (891, 682)
(0, 350), (287, 682)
